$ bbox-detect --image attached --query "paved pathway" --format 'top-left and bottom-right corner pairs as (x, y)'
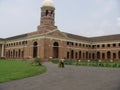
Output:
(0, 62), (120, 90)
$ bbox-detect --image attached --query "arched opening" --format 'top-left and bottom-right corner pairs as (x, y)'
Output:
(16, 51), (18, 58)
(6, 52), (8, 58)
(67, 52), (69, 59)
(97, 52), (100, 59)
(46, 10), (49, 16)
(119, 51), (120, 59)
(8, 50), (10, 58)
(22, 51), (24, 58)
(92, 53), (95, 60)
(86, 52), (88, 59)
(53, 42), (59, 58)
(13, 50), (15, 58)
(89, 53), (91, 59)
(107, 51), (111, 59)
(75, 52), (78, 59)
(113, 53), (116, 60)
(71, 50), (74, 59)
(102, 53), (105, 60)
(11, 51), (13, 58)
(79, 51), (81, 59)
(83, 53), (85, 60)
(18, 49), (21, 58)
(33, 42), (38, 58)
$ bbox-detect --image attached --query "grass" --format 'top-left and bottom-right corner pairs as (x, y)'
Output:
(0, 60), (47, 83)
(52, 60), (120, 68)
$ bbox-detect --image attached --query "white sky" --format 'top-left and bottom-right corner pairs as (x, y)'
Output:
(0, 0), (120, 38)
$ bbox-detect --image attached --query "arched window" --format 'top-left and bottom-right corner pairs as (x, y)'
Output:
(97, 52), (100, 59)
(86, 52), (88, 59)
(67, 52), (69, 59)
(16, 51), (18, 58)
(22, 51), (24, 58)
(53, 42), (59, 58)
(113, 53), (116, 59)
(33, 42), (38, 58)
(11, 51), (13, 58)
(118, 51), (120, 59)
(46, 10), (49, 16)
(8, 50), (10, 58)
(79, 51), (81, 59)
(18, 49), (21, 58)
(89, 53), (91, 59)
(71, 50), (74, 59)
(75, 52), (78, 59)
(92, 53), (95, 60)
(107, 51), (111, 59)
(102, 53), (105, 59)
(13, 50), (15, 58)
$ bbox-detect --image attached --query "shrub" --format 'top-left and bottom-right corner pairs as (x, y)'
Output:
(30, 58), (42, 66)
(0, 57), (6, 60)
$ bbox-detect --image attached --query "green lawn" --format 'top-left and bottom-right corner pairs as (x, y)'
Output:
(0, 60), (46, 83)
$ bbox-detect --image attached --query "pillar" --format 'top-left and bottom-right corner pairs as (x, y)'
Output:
(1, 44), (4, 57)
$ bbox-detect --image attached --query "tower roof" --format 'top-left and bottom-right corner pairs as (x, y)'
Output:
(41, 0), (55, 8)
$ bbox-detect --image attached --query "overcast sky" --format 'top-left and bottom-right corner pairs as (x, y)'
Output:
(0, 0), (120, 38)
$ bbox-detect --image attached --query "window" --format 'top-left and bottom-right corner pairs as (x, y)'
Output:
(113, 53), (116, 59)
(67, 52), (69, 59)
(113, 44), (116, 47)
(79, 44), (81, 47)
(92, 45), (96, 48)
(67, 42), (69, 45)
(86, 45), (88, 48)
(119, 43), (120, 47)
(76, 43), (78, 46)
(107, 44), (110, 47)
(19, 42), (21, 45)
(83, 44), (85, 47)
(102, 44), (105, 48)
(97, 45), (100, 48)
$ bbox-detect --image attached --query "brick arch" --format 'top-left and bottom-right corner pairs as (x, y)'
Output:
(53, 42), (59, 58)
(79, 51), (81, 59)
(97, 52), (100, 59)
(118, 51), (120, 59)
(107, 51), (111, 59)
(33, 42), (38, 58)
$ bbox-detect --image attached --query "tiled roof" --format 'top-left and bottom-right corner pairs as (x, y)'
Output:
(1, 31), (120, 42)
(6, 34), (27, 40)
(64, 32), (90, 41)
(90, 34), (120, 42)
(64, 32), (120, 42)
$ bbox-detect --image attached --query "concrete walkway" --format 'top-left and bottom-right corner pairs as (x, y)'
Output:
(0, 62), (120, 90)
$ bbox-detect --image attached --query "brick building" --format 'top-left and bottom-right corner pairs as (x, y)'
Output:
(0, 0), (120, 62)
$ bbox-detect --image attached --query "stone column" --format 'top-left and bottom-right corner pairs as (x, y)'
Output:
(0, 44), (1, 57)
(1, 44), (4, 57)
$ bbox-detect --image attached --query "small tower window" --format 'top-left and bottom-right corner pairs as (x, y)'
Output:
(46, 10), (49, 16)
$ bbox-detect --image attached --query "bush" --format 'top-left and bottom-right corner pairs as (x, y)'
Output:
(0, 57), (6, 59)
(30, 58), (42, 66)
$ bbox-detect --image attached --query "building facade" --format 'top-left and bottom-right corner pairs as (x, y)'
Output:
(0, 0), (120, 62)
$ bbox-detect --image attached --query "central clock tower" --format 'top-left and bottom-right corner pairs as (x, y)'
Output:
(37, 0), (57, 33)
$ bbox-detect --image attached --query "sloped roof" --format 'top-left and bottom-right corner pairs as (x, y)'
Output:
(90, 34), (120, 42)
(6, 34), (27, 40)
(64, 32), (120, 42)
(64, 32), (90, 41)
(1, 31), (120, 42)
